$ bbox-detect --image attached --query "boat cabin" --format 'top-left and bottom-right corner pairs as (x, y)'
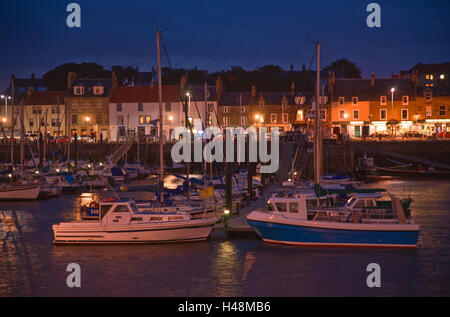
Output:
(345, 193), (383, 209)
(266, 194), (308, 220)
(79, 198), (191, 225)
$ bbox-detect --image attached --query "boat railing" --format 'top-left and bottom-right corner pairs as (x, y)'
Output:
(311, 208), (394, 224)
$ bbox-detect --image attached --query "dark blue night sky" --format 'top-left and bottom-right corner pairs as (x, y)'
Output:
(0, 0), (449, 89)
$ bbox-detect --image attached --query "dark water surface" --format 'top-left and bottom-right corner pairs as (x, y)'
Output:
(1, 180), (449, 296)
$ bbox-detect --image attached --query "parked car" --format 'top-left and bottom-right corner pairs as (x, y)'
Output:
(402, 131), (423, 138)
(436, 132), (450, 139)
(370, 131), (390, 139)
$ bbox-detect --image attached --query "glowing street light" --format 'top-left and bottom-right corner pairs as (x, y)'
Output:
(390, 88), (395, 120)
(1, 94), (12, 120)
(84, 116), (91, 123)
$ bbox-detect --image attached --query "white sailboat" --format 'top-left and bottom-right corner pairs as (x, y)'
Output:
(0, 184), (41, 200)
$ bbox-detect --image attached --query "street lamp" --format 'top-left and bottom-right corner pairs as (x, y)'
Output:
(390, 88), (395, 120)
(1, 94), (12, 121)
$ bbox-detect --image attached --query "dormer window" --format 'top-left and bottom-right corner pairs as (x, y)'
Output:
(93, 86), (104, 95)
(352, 97), (358, 105)
(74, 86), (85, 95)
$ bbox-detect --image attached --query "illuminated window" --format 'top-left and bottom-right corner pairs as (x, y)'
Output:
(296, 110), (303, 121)
(339, 110), (345, 120)
(440, 106), (446, 116)
(426, 106), (432, 117)
(425, 75), (430, 80)
(222, 106), (230, 113)
(440, 74), (445, 80)
(223, 117), (230, 125)
(282, 113), (288, 123)
(93, 86), (104, 95)
(271, 114), (277, 123)
(430, 75), (434, 80)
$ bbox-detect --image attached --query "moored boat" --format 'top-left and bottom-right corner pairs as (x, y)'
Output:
(52, 198), (218, 244)
(0, 184), (41, 201)
(247, 193), (419, 248)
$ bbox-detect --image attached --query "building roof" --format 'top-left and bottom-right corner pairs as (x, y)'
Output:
(26, 91), (66, 105)
(68, 78), (113, 97)
(410, 62), (450, 74)
(109, 85), (180, 103)
(187, 85), (217, 102)
(333, 78), (414, 101)
(220, 91), (315, 106)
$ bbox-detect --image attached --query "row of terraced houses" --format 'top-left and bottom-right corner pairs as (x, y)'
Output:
(2, 62), (449, 142)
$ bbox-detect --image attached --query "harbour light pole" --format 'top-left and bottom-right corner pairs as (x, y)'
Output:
(1, 94), (11, 122)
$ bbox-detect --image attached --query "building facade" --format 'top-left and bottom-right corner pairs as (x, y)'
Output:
(108, 84), (218, 142)
(66, 73), (117, 141)
(22, 90), (66, 136)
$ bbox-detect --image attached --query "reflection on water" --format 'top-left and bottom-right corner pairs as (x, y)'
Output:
(0, 179), (449, 296)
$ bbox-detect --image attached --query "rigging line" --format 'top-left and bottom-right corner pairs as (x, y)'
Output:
(288, 47), (316, 131)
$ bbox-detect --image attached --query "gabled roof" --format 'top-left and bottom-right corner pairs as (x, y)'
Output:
(410, 62), (450, 74)
(220, 91), (315, 106)
(26, 91), (66, 105)
(109, 85), (180, 103)
(333, 78), (414, 101)
(68, 78), (113, 97)
(187, 85), (217, 102)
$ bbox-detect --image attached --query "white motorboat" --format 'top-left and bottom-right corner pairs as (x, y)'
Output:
(0, 184), (41, 200)
(52, 198), (218, 244)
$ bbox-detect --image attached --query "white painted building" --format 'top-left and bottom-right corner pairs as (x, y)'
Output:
(108, 85), (217, 142)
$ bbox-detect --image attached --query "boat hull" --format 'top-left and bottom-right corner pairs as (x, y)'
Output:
(0, 185), (40, 201)
(52, 218), (217, 244)
(247, 213), (419, 248)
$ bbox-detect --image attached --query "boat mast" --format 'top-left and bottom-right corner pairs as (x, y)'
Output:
(314, 42), (322, 188)
(156, 30), (164, 203)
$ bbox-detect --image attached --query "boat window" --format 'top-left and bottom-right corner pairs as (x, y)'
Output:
(113, 205), (130, 213)
(366, 200), (375, 207)
(275, 203), (287, 212)
(100, 204), (113, 219)
(150, 216), (163, 221)
(289, 202), (299, 213)
(168, 216), (184, 221)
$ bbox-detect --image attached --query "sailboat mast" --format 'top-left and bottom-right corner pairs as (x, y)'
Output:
(314, 42), (321, 185)
(156, 30), (164, 203)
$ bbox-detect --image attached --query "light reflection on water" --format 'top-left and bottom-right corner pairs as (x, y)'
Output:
(0, 179), (449, 296)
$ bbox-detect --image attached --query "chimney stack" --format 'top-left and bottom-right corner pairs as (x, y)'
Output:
(290, 82), (295, 97)
(112, 71), (119, 91)
(370, 72), (375, 87)
(150, 78), (155, 89)
(27, 86), (34, 97)
(67, 72), (77, 90)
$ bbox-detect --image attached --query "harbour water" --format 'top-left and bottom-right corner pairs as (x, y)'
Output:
(1, 179), (449, 297)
